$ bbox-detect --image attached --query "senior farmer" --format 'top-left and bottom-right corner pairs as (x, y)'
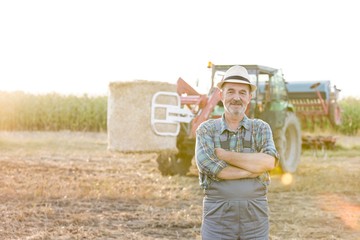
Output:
(195, 65), (279, 239)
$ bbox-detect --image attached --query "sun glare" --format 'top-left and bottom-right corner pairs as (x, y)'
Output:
(318, 194), (360, 230)
(281, 173), (293, 186)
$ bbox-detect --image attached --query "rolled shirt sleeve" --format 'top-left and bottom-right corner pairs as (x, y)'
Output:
(254, 119), (280, 164)
(195, 120), (228, 181)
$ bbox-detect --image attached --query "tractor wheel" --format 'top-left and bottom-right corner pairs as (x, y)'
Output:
(171, 123), (194, 175)
(156, 152), (192, 176)
(156, 123), (194, 176)
(329, 102), (342, 126)
(156, 153), (175, 176)
(171, 153), (193, 175)
(274, 112), (302, 173)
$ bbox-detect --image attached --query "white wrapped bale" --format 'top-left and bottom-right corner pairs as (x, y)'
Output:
(108, 80), (178, 153)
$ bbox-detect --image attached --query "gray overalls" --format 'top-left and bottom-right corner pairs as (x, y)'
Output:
(201, 120), (269, 240)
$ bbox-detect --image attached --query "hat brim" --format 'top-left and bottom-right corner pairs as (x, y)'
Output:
(217, 79), (257, 92)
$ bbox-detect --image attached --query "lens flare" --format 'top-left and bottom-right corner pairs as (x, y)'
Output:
(281, 173), (293, 185)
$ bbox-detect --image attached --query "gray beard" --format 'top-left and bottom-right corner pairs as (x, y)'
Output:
(225, 105), (246, 116)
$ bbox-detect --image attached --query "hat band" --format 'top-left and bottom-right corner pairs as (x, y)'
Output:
(224, 75), (250, 83)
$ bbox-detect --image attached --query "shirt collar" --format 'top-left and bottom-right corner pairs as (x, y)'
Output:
(220, 114), (251, 133)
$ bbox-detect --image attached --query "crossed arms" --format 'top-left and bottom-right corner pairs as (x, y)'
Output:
(214, 148), (276, 180)
(195, 122), (277, 181)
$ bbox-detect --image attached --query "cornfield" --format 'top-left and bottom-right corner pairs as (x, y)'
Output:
(338, 97), (360, 135)
(0, 91), (107, 131)
(0, 91), (359, 135)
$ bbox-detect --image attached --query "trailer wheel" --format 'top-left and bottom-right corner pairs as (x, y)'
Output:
(329, 102), (342, 126)
(275, 112), (301, 173)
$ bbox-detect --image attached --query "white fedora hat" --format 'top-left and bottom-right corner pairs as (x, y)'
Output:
(217, 65), (257, 92)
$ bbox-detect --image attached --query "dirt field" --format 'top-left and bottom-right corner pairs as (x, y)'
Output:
(0, 132), (359, 240)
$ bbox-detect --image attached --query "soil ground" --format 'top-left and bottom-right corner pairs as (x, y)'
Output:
(0, 132), (359, 240)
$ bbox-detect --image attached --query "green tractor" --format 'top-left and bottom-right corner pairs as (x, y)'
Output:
(154, 64), (341, 175)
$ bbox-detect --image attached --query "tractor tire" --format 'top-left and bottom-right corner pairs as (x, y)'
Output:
(156, 152), (193, 176)
(156, 153), (175, 176)
(171, 153), (193, 175)
(329, 102), (342, 126)
(156, 124), (194, 176)
(274, 112), (301, 173)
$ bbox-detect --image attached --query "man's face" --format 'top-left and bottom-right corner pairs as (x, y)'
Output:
(220, 82), (252, 117)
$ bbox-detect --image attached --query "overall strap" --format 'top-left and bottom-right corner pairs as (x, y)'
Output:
(243, 120), (253, 150)
(215, 118), (253, 152)
(214, 118), (230, 150)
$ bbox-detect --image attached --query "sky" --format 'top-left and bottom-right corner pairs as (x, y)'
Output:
(1, 0), (359, 98)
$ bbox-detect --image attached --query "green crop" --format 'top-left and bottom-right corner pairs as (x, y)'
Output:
(0, 91), (107, 132)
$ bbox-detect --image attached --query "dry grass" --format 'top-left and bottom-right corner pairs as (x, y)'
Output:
(0, 131), (359, 239)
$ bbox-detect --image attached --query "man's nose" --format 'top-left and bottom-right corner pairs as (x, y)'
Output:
(233, 94), (241, 100)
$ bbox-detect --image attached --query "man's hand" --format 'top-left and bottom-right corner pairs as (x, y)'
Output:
(216, 165), (262, 180)
(215, 148), (260, 180)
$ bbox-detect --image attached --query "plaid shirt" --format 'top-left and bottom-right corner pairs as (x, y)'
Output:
(195, 115), (279, 189)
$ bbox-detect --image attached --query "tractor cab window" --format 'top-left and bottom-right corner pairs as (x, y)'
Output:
(254, 74), (270, 103)
(213, 71), (225, 90)
(270, 70), (287, 100)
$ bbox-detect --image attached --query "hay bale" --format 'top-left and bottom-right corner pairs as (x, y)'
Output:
(108, 80), (178, 153)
